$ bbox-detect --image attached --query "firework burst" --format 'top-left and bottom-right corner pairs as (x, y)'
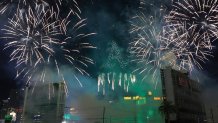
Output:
(129, 12), (172, 86)
(2, 7), (61, 70)
(129, 9), (213, 86)
(130, 1), (216, 84)
(162, 24), (213, 70)
(2, 7), (96, 92)
(165, 0), (218, 48)
(0, 0), (44, 14)
(0, 0), (80, 17)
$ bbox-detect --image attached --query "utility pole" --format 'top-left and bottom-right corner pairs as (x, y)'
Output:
(211, 108), (215, 123)
(103, 106), (106, 123)
(22, 86), (29, 123)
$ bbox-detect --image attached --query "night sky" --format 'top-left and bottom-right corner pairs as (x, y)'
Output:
(0, 0), (218, 104)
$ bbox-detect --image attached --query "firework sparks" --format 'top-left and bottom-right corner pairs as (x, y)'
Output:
(98, 72), (136, 95)
(129, 11), (174, 86)
(2, 6), (96, 90)
(2, 7), (61, 69)
(103, 41), (128, 70)
(130, 0), (217, 85)
(0, 0), (43, 14)
(165, 0), (218, 48)
(0, 0), (80, 17)
(162, 24), (213, 70)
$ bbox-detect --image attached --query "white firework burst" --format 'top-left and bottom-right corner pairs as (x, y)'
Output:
(165, 0), (218, 48)
(0, 0), (80, 17)
(129, 12), (172, 86)
(2, 7), (96, 92)
(162, 24), (214, 71)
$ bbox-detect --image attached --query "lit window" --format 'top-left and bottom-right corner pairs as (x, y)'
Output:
(153, 97), (161, 101)
(148, 91), (152, 96)
(124, 96), (131, 100)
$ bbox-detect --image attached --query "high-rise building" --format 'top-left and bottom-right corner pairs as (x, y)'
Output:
(23, 83), (66, 123)
(160, 66), (206, 123)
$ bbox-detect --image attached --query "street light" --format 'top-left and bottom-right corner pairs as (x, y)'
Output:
(62, 120), (67, 123)
(146, 116), (150, 123)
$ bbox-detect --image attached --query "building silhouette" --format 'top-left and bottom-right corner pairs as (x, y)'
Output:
(161, 66), (206, 123)
(23, 82), (66, 123)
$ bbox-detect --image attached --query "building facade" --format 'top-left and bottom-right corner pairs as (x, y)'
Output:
(23, 83), (66, 123)
(161, 66), (206, 123)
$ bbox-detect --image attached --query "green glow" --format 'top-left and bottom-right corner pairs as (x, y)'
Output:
(63, 114), (71, 120)
(63, 113), (80, 121)
(148, 109), (154, 116)
(97, 42), (165, 123)
(136, 98), (146, 105)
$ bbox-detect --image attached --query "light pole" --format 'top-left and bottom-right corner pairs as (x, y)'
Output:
(146, 116), (150, 123)
(103, 106), (105, 123)
(210, 108), (215, 123)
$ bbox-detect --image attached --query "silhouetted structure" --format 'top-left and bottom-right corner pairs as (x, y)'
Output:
(23, 83), (66, 123)
(161, 66), (206, 123)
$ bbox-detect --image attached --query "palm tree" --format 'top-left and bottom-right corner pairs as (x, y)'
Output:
(159, 100), (177, 123)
